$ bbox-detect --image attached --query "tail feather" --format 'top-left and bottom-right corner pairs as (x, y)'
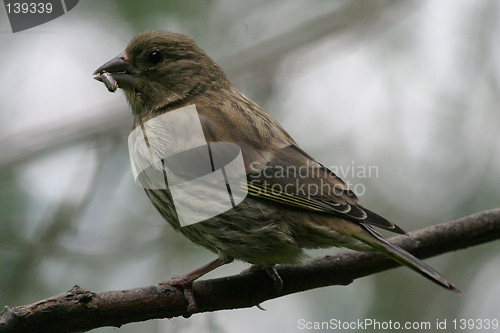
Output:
(355, 223), (463, 296)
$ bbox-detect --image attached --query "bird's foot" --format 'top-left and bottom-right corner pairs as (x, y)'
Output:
(159, 257), (233, 314)
(240, 265), (283, 296)
(264, 266), (283, 295)
(160, 275), (197, 314)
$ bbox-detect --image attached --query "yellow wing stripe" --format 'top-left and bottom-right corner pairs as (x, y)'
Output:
(246, 182), (333, 212)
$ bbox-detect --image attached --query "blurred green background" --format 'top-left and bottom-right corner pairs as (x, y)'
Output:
(1, 0), (500, 332)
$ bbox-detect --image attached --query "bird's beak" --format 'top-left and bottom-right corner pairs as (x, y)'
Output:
(93, 53), (137, 92)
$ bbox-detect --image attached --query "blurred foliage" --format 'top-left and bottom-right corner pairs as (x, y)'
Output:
(1, 0), (500, 332)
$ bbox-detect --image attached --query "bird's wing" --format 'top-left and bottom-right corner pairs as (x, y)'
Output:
(239, 142), (407, 235)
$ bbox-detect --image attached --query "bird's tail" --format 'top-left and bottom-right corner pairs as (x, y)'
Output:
(354, 223), (464, 296)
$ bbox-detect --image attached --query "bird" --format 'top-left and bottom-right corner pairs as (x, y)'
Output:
(93, 30), (462, 312)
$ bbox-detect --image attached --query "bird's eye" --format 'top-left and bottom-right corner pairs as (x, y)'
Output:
(148, 50), (163, 65)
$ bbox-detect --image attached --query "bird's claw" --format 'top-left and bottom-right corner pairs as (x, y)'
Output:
(160, 276), (198, 313)
(240, 265), (283, 296)
(265, 266), (283, 296)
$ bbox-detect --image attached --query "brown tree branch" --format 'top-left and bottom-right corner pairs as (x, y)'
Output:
(1, 208), (499, 333)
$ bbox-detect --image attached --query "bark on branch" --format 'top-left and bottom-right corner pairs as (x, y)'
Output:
(1, 208), (499, 333)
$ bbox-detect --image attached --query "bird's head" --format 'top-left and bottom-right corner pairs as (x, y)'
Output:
(93, 30), (227, 115)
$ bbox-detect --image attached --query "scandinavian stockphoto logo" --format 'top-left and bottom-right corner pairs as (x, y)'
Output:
(128, 104), (248, 227)
(3, 0), (79, 33)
